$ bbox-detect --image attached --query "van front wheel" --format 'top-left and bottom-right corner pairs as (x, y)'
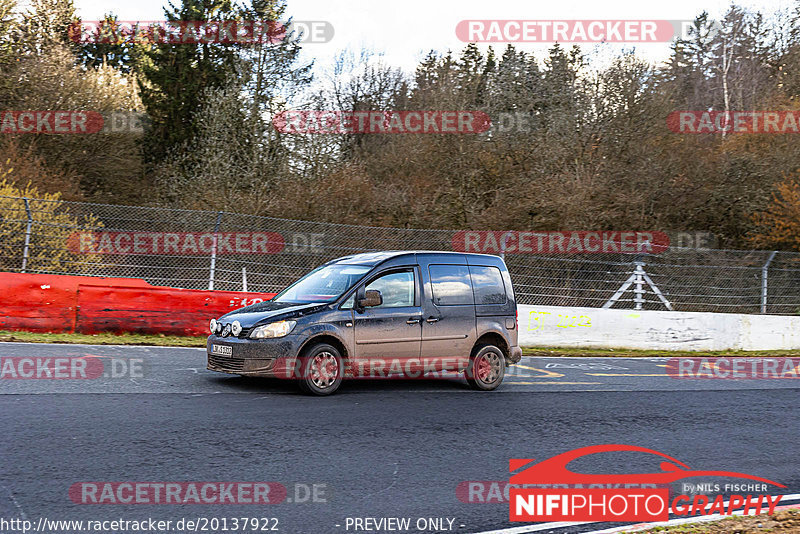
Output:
(465, 344), (506, 391)
(297, 343), (343, 396)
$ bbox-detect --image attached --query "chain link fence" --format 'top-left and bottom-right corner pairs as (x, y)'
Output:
(1, 195), (799, 315)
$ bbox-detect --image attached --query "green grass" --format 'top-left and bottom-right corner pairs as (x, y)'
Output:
(0, 330), (206, 347)
(1, 330), (798, 356)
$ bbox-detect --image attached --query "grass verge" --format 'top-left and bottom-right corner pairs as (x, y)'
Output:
(625, 508), (800, 533)
(521, 346), (800, 358)
(0, 330), (206, 347)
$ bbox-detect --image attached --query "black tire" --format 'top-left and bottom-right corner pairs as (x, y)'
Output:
(465, 344), (506, 391)
(296, 343), (344, 396)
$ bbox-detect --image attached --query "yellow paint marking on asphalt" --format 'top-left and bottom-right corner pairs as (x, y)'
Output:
(585, 373), (668, 377)
(513, 364), (564, 378)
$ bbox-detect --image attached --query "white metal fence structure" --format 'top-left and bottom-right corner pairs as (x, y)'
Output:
(1, 195), (799, 315)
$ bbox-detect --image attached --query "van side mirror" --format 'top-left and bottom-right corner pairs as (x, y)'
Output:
(358, 289), (383, 308)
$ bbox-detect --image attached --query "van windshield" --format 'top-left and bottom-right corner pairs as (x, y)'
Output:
(272, 264), (372, 304)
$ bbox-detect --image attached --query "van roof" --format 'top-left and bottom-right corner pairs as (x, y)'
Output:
(330, 251), (501, 266)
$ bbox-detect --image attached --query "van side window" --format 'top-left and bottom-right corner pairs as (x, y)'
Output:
(469, 266), (507, 304)
(428, 264), (473, 306)
(364, 269), (416, 307)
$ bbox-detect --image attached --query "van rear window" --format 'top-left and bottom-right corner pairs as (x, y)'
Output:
(469, 266), (507, 305)
(429, 264), (473, 306)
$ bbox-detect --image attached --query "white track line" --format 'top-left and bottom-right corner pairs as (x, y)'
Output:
(471, 494), (800, 534)
(470, 521), (589, 533)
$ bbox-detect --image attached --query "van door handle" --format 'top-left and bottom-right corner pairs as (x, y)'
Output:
(426, 316), (440, 323)
(406, 317), (421, 325)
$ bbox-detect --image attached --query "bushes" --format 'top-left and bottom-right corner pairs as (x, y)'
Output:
(750, 174), (800, 251)
(0, 174), (103, 274)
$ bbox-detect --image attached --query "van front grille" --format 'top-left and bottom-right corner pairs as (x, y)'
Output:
(208, 354), (245, 372)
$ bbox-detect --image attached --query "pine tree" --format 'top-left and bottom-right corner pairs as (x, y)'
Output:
(76, 14), (143, 72)
(138, 0), (242, 166)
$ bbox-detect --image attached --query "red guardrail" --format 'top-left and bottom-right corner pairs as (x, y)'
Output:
(0, 272), (275, 336)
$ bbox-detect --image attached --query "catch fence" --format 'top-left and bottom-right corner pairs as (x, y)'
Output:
(1, 195), (798, 315)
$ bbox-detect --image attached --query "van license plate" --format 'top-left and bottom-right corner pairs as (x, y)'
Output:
(212, 344), (232, 356)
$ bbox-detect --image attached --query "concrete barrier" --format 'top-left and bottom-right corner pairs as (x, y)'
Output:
(518, 304), (800, 351)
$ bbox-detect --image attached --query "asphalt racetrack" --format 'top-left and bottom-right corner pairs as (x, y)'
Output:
(0, 342), (797, 534)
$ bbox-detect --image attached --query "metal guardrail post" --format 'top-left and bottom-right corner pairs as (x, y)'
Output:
(633, 261), (645, 310)
(208, 211), (223, 290)
(21, 197), (32, 273)
(761, 250), (778, 314)
(603, 257), (673, 311)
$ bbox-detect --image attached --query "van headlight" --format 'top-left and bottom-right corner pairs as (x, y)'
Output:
(249, 320), (296, 339)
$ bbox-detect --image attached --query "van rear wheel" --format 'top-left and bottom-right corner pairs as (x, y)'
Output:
(297, 343), (343, 396)
(465, 344), (506, 391)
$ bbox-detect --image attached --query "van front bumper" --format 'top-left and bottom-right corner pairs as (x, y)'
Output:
(206, 334), (303, 377)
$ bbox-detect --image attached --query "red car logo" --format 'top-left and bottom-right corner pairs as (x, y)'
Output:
(510, 444), (785, 487)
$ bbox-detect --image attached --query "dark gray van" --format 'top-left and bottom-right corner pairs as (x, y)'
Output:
(207, 251), (522, 395)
